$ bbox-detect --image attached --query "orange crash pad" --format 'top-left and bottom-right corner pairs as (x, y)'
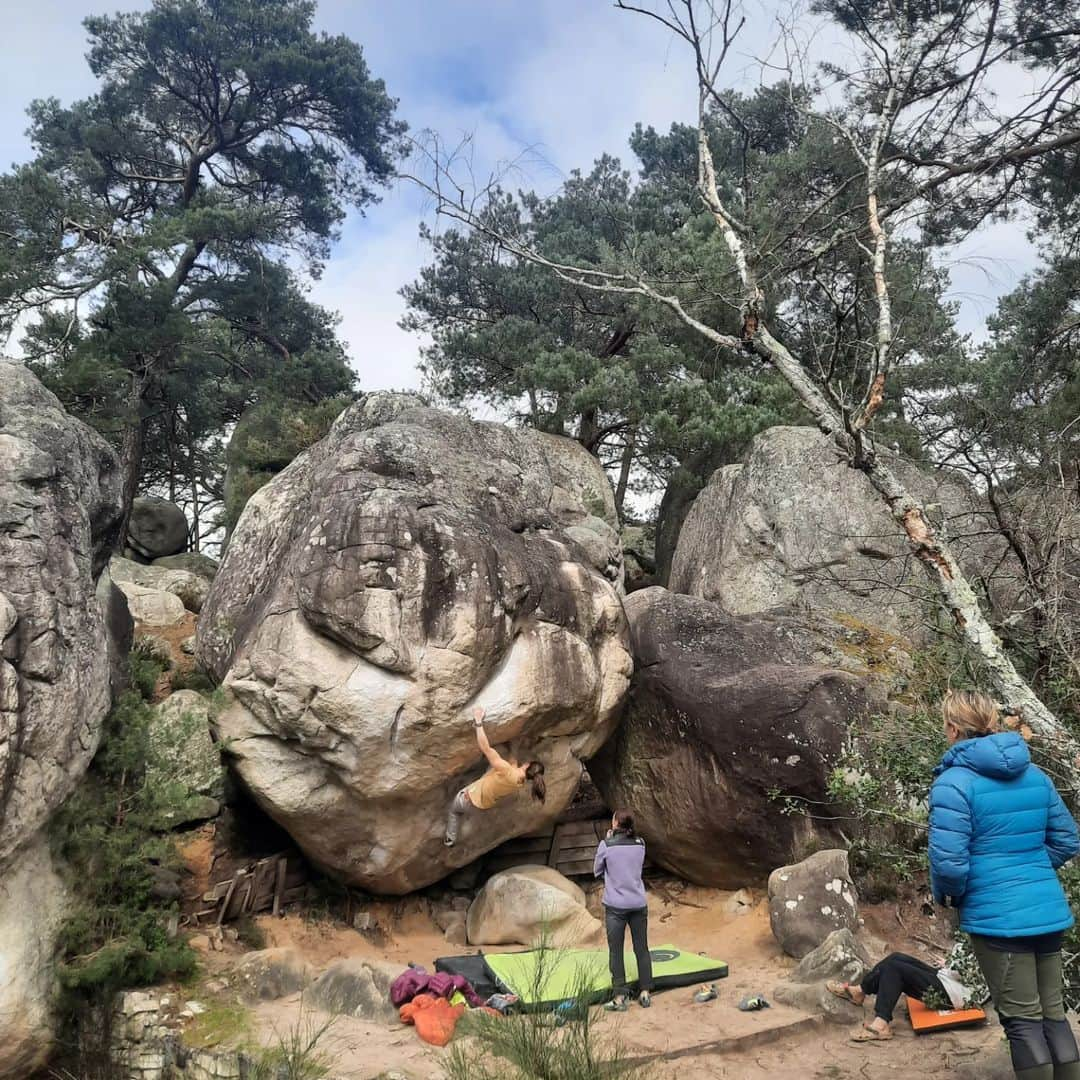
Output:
(908, 995), (987, 1034)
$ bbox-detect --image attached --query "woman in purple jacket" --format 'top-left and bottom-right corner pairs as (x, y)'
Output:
(594, 809), (653, 1010)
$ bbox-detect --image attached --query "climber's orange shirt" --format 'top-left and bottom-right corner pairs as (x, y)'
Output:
(466, 761), (523, 809)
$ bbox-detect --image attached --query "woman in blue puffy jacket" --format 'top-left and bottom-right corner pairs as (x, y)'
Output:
(929, 690), (1080, 1080)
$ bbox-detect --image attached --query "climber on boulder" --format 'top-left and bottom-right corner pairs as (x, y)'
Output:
(444, 706), (546, 847)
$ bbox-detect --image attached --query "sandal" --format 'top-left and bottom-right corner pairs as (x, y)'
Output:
(826, 980), (864, 1005)
(851, 1024), (893, 1042)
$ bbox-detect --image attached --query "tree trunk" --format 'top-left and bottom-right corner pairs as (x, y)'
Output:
(117, 376), (148, 550)
(614, 425), (638, 520)
(577, 406), (600, 455)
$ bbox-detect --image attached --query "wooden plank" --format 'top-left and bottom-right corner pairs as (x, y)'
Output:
(281, 884), (308, 905)
(272, 856), (288, 917)
(216, 875), (239, 926)
(500, 837), (553, 856)
(557, 858), (597, 876)
(558, 822), (604, 840)
(547, 825), (562, 869)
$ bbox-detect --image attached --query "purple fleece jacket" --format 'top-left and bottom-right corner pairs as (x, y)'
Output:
(594, 831), (647, 910)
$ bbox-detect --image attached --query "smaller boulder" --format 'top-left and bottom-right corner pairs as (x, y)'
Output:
(768, 849), (859, 959)
(149, 690), (223, 798)
(306, 959), (399, 1023)
(231, 948), (311, 1002)
(774, 930), (871, 1022)
(116, 582), (187, 626)
(111, 556), (209, 613)
(466, 865), (603, 949)
(128, 497), (189, 560)
(153, 552), (220, 580)
(790, 929), (870, 986)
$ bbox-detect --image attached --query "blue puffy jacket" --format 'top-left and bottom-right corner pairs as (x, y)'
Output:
(928, 730), (1079, 937)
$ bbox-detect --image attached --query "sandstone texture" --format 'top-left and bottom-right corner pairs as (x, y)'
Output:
(589, 587), (883, 886)
(197, 394), (632, 893)
(670, 426), (1016, 637)
(112, 555), (210, 614)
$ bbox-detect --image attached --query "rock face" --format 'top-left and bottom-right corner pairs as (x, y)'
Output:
(466, 865), (603, 948)
(127, 496), (189, 560)
(768, 849), (860, 959)
(589, 588), (883, 887)
(670, 427), (1015, 637)
(0, 360), (124, 858)
(117, 583), (188, 626)
(197, 394), (632, 893)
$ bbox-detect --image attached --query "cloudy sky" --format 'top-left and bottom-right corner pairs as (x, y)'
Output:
(0, 0), (1039, 394)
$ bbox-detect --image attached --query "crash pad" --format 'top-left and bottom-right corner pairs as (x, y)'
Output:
(478, 944), (728, 1008)
(908, 995), (987, 1034)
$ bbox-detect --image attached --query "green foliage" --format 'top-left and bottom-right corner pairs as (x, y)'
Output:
(2, 0), (403, 523)
(235, 915), (268, 951)
(128, 639), (168, 699)
(921, 935), (991, 1011)
(186, 999), (255, 1050)
(446, 945), (648, 1080)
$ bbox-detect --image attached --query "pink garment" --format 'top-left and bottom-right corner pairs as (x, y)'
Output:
(390, 967), (483, 1008)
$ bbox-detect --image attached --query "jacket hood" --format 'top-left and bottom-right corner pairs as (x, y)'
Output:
(935, 730), (1031, 780)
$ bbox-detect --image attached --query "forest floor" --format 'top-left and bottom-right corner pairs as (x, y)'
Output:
(182, 882), (1014, 1079)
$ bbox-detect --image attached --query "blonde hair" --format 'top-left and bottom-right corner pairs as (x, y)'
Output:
(942, 690), (1000, 739)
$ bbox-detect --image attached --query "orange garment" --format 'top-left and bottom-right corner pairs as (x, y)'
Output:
(466, 761), (522, 809)
(399, 992), (466, 1046)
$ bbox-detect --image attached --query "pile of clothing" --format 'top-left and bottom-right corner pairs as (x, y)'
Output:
(390, 963), (514, 1046)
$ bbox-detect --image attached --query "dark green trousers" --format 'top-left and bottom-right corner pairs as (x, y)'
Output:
(971, 936), (1080, 1080)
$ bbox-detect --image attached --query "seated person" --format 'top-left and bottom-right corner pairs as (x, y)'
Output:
(827, 952), (969, 1042)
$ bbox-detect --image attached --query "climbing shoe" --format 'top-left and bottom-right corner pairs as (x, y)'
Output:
(639, 991), (652, 1008)
(604, 997), (628, 1012)
(694, 983), (719, 1003)
(738, 994), (770, 1012)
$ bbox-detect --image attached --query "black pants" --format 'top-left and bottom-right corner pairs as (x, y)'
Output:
(604, 905), (653, 997)
(860, 952), (943, 1022)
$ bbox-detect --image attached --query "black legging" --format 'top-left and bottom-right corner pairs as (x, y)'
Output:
(604, 905), (653, 998)
(860, 952), (944, 1022)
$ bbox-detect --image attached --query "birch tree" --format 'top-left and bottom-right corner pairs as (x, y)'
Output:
(406, 0), (1080, 783)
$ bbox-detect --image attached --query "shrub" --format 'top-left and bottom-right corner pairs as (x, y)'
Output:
(48, 642), (201, 1072)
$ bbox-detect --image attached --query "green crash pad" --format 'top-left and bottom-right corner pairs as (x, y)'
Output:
(483, 944), (729, 1007)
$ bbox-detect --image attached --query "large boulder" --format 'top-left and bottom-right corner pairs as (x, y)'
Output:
(466, 865), (603, 948)
(669, 427), (1016, 638)
(0, 360), (125, 1075)
(127, 495), (189, 560)
(768, 849), (860, 959)
(773, 929), (871, 1022)
(589, 588), (884, 887)
(196, 394), (632, 893)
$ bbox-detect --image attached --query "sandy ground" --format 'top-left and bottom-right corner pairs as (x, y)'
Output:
(175, 883), (1014, 1079)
